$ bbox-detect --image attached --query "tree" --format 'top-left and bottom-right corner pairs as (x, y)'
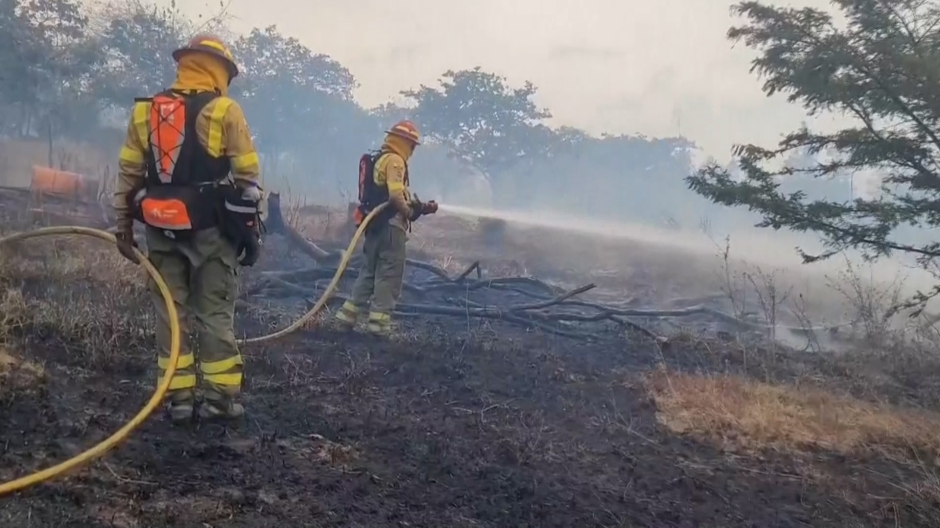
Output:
(0, 0), (93, 138)
(368, 102), (411, 129)
(232, 25), (365, 180)
(507, 131), (700, 223)
(90, 2), (188, 107)
(234, 25), (356, 102)
(402, 67), (551, 203)
(687, 0), (940, 279)
(0, 0), (692, 212)
(235, 26), (372, 195)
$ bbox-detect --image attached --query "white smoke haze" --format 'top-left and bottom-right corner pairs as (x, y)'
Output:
(10, 0), (936, 335)
(10, 4), (940, 525)
(155, 0), (849, 162)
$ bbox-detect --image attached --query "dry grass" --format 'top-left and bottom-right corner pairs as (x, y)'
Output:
(271, 194), (356, 244)
(0, 345), (48, 411)
(293, 207), (348, 241)
(0, 347), (46, 380)
(646, 366), (940, 460)
(0, 227), (150, 363)
(645, 364), (940, 519)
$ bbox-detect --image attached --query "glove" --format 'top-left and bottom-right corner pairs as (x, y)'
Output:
(408, 195), (438, 221)
(115, 228), (139, 264)
(408, 195), (425, 222)
(237, 232), (261, 267)
(222, 182), (264, 266)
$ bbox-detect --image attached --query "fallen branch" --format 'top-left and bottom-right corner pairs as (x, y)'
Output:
(508, 283), (596, 312)
(444, 296), (661, 341)
(330, 295), (596, 339)
(251, 267), (848, 338)
(255, 196), (850, 340)
(454, 261), (481, 281)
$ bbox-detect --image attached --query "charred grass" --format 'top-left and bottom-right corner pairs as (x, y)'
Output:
(2, 199), (940, 527)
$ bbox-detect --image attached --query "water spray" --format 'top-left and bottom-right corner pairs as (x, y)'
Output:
(435, 203), (574, 230)
(434, 202), (704, 249)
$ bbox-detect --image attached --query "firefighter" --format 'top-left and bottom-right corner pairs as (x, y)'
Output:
(333, 120), (438, 335)
(113, 34), (263, 424)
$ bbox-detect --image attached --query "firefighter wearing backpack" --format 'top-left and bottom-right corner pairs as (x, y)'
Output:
(333, 120), (438, 335)
(112, 34), (263, 424)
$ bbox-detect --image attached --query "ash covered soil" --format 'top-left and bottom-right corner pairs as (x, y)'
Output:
(1, 195), (938, 527)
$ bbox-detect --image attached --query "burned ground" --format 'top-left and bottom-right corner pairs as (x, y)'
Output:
(2, 190), (940, 527)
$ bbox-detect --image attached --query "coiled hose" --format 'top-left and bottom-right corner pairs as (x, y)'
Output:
(0, 203), (388, 496)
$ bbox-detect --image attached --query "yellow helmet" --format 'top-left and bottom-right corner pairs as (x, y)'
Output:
(172, 34), (239, 80)
(385, 120), (421, 145)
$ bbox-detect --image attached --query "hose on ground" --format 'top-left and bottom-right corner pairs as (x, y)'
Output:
(0, 227), (180, 496)
(239, 203), (388, 344)
(0, 203), (388, 496)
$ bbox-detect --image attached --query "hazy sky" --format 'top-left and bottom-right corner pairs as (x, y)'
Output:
(166, 0), (833, 161)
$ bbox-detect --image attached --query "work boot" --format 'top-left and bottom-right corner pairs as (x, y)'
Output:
(366, 324), (389, 337)
(166, 393), (195, 425)
(197, 397), (245, 421)
(332, 302), (359, 332)
(330, 316), (355, 333)
(366, 312), (393, 337)
(366, 321), (401, 339)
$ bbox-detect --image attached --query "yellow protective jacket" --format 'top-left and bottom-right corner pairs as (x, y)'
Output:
(114, 53), (260, 231)
(374, 134), (415, 231)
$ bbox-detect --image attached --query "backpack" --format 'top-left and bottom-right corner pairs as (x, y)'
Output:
(354, 151), (397, 228)
(129, 90), (230, 235)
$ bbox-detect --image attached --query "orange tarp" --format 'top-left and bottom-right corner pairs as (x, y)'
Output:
(30, 166), (95, 199)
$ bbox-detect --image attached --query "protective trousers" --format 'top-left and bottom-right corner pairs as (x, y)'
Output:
(146, 226), (243, 406)
(335, 223), (407, 334)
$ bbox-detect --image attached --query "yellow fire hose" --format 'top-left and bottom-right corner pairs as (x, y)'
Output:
(0, 203), (388, 496)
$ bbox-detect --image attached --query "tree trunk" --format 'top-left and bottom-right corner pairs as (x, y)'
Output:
(47, 118), (54, 167)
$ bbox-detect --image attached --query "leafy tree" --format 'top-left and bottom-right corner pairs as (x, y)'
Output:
(778, 143), (853, 202)
(0, 0), (93, 137)
(233, 26), (372, 185)
(511, 132), (700, 223)
(0, 0), (695, 213)
(234, 25), (356, 102)
(0, 0), (39, 134)
(402, 67), (551, 203)
(368, 102), (411, 130)
(90, 1), (188, 107)
(549, 126), (592, 156)
(687, 0), (940, 278)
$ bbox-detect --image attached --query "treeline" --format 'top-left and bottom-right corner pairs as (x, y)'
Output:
(0, 0), (722, 228)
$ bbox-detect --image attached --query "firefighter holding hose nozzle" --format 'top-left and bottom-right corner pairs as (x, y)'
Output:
(113, 34), (263, 424)
(333, 120), (438, 336)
